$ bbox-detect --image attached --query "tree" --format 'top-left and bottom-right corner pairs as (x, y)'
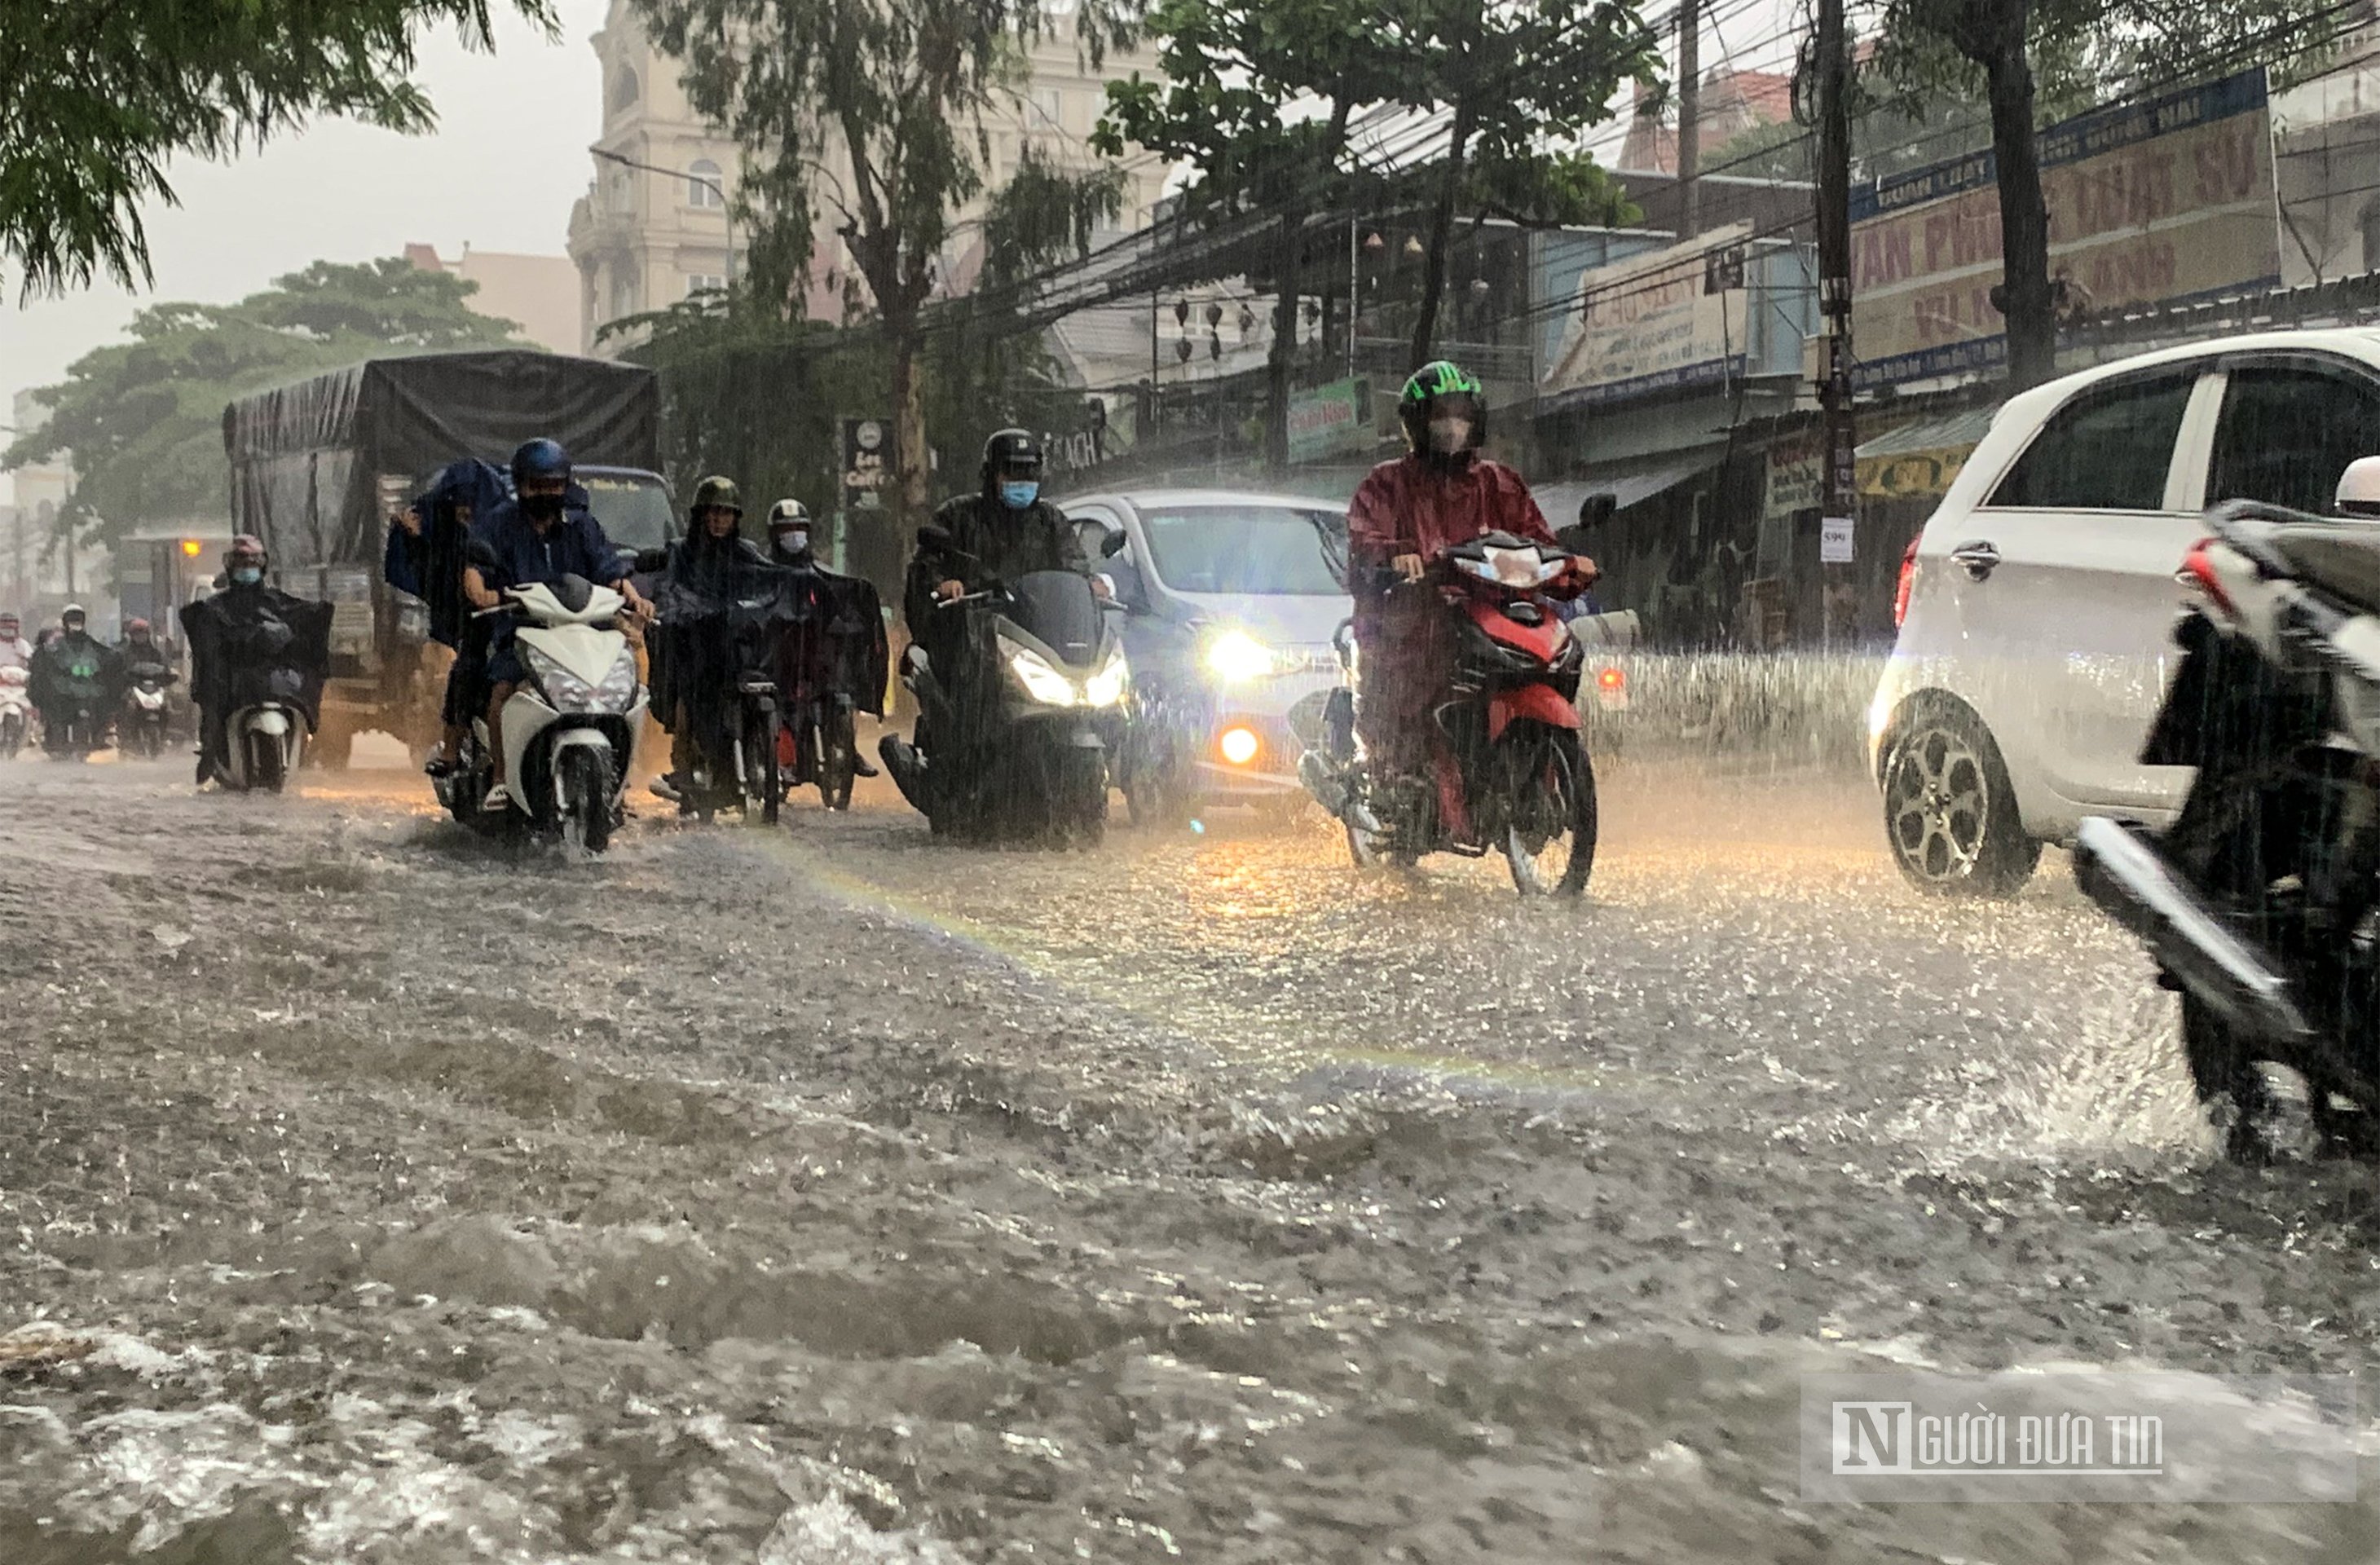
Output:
(1377, 0), (1659, 368)
(0, 0), (557, 298)
(632, 0), (1130, 522)
(4, 258), (518, 554)
(1875, 0), (2339, 390)
(1096, 0), (1386, 472)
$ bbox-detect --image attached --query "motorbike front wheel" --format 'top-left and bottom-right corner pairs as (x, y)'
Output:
(1501, 730), (1598, 897)
(559, 746), (617, 857)
(246, 728), (287, 794)
(0, 714), (21, 760)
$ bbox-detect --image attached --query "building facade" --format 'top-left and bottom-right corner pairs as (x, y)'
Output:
(403, 243), (582, 355)
(565, 0), (1170, 352)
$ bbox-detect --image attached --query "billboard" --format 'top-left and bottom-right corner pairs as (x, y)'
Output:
(1287, 377), (1373, 464)
(1540, 222), (1753, 407)
(1850, 69), (2279, 388)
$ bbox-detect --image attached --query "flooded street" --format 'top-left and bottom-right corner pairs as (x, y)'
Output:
(1, 751), (2376, 1562)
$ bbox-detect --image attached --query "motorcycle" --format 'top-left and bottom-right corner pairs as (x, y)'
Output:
(2077, 499), (2380, 1160)
(780, 684), (860, 812)
(120, 661), (178, 760)
(436, 577), (646, 855)
(218, 690), (309, 794)
(0, 667), (31, 760)
(881, 545), (1127, 846)
(41, 642), (112, 760)
(1298, 531), (1599, 897)
(673, 603), (785, 827)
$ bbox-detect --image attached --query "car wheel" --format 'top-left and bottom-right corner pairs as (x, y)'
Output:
(1880, 702), (2040, 897)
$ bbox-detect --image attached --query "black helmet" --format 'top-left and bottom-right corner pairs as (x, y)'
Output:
(765, 497), (809, 531)
(981, 428), (1044, 486)
(1398, 360), (1487, 463)
(691, 475), (743, 517)
(510, 438), (571, 492)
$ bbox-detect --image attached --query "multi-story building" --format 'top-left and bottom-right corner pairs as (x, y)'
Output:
(1, 390), (105, 619)
(402, 243), (581, 355)
(566, 0), (1170, 352)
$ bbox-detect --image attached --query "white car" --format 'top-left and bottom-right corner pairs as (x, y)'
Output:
(1871, 327), (2380, 894)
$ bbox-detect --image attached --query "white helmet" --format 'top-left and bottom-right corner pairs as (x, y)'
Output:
(766, 498), (809, 530)
(2338, 456), (2380, 518)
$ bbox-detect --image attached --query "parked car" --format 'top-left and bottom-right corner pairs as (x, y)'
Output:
(1871, 327), (2380, 895)
(1060, 489), (1351, 821)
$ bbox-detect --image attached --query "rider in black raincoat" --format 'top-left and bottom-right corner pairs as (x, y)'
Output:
(179, 536), (333, 787)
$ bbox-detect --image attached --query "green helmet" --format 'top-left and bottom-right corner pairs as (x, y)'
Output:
(691, 475), (743, 517)
(1399, 360), (1487, 458)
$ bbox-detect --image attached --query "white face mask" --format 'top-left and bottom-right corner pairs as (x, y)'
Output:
(1427, 416), (1474, 455)
(777, 529), (809, 555)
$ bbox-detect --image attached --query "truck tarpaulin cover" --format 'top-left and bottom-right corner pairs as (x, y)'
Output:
(222, 350), (660, 570)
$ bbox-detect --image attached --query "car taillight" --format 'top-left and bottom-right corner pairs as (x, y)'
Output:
(2179, 539), (2234, 615)
(1893, 534), (1922, 629)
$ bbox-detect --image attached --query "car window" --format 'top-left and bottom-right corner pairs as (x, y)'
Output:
(580, 474), (675, 549)
(2207, 363), (2380, 514)
(1986, 370), (2197, 511)
(1140, 505), (1348, 595)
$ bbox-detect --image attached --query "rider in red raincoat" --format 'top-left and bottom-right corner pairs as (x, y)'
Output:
(1346, 362), (1598, 831)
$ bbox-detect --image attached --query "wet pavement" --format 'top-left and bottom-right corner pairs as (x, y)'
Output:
(0, 747), (2377, 1561)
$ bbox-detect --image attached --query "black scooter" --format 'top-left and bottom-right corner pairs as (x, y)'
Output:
(880, 534), (1127, 846)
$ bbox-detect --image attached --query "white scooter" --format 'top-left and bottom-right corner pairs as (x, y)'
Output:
(0, 667), (30, 760)
(437, 577), (644, 855)
(218, 696), (307, 793)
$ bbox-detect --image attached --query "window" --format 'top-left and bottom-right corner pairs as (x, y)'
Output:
(1031, 87), (1065, 130)
(608, 68), (640, 115)
(687, 159), (725, 209)
(1139, 505), (1349, 596)
(609, 265), (641, 321)
(2208, 361), (2380, 514)
(1986, 369), (2197, 511)
(685, 273), (726, 299)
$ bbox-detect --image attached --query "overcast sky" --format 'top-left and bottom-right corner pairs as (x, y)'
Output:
(0, 0), (611, 502)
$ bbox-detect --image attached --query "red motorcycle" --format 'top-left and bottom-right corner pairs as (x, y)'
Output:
(1298, 531), (1599, 896)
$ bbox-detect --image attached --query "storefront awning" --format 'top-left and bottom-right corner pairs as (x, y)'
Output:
(1852, 403), (2000, 500)
(1537, 445), (1729, 520)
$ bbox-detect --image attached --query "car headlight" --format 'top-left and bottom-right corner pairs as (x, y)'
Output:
(1004, 643), (1079, 707)
(1082, 645), (1130, 708)
(1203, 627), (1282, 684)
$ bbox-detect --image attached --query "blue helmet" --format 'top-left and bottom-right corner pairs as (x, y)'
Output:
(510, 438), (571, 491)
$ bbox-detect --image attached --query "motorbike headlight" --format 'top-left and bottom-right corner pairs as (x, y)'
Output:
(524, 645), (597, 712)
(593, 650), (641, 714)
(1003, 644), (1078, 707)
(1203, 627), (1281, 684)
(1082, 645), (1130, 708)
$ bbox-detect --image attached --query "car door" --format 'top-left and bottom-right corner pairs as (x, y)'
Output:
(1950, 360), (2215, 815)
(2199, 351), (2380, 517)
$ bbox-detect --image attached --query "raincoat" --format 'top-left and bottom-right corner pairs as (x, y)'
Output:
(178, 584), (333, 785)
(1345, 453), (1558, 778)
(901, 493), (1091, 638)
(649, 540), (803, 771)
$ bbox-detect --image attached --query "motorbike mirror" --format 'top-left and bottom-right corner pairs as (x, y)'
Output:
(1100, 529), (1130, 559)
(916, 522), (955, 551)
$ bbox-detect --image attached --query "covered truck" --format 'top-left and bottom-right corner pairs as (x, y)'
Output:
(223, 349), (670, 765)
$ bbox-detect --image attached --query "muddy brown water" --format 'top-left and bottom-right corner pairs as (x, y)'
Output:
(0, 751), (2372, 1561)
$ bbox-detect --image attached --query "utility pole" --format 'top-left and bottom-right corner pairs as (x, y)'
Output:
(1677, 0), (1702, 239)
(1814, 0), (1856, 650)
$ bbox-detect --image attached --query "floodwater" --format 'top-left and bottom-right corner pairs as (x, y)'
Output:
(0, 743), (2375, 1562)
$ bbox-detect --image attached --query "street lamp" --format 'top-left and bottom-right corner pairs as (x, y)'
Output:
(589, 145), (737, 294)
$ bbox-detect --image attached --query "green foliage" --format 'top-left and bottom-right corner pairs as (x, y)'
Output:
(0, 0), (557, 298)
(6, 258), (518, 551)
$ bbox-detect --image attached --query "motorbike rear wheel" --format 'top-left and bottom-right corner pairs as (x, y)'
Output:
(1502, 730), (1597, 897)
(0, 712), (24, 760)
(559, 746), (617, 857)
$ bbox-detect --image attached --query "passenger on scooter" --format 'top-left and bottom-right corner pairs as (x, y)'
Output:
(465, 439), (647, 811)
(649, 476), (766, 805)
(765, 498), (883, 779)
(30, 604), (119, 755)
(0, 614), (32, 675)
(1346, 362), (1598, 786)
(392, 458), (509, 778)
(181, 536), (331, 786)
(883, 430), (1105, 793)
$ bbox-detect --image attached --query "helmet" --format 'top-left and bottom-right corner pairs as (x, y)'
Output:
(690, 475), (743, 517)
(981, 428), (1044, 486)
(2339, 456), (2380, 518)
(1398, 360), (1487, 461)
(765, 498), (810, 531)
(60, 603), (86, 628)
(226, 533), (267, 568)
(0, 612), (19, 635)
(126, 618), (152, 637)
(509, 438), (571, 492)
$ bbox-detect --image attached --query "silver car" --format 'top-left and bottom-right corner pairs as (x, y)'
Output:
(1060, 488), (1351, 818)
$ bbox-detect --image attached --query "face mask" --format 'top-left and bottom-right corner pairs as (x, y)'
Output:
(999, 480), (1039, 510)
(63, 621), (84, 635)
(231, 567), (263, 587)
(1426, 417), (1474, 455)
(521, 492), (566, 522)
(775, 529), (809, 557)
